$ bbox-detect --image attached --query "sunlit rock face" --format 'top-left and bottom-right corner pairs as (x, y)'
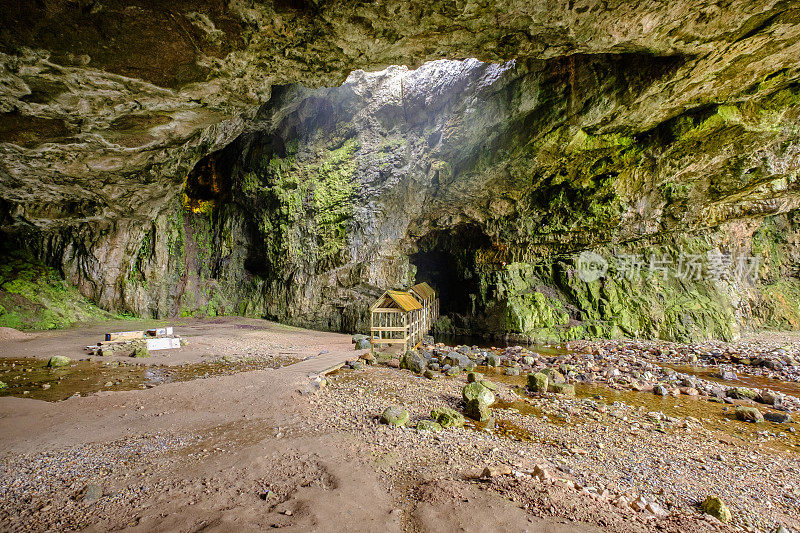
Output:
(1, 1), (799, 339)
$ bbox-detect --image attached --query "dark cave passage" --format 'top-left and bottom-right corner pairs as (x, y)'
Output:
(409, 225), (491, 319)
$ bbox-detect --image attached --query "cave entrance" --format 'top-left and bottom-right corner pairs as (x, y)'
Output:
(409, 225), (491, 325)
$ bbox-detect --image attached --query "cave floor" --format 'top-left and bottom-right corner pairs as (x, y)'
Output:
(0, 319), (798, 531)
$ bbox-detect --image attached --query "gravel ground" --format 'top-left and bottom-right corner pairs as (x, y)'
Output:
(0, 433), (197, 532)
(313, 363), (800, 532)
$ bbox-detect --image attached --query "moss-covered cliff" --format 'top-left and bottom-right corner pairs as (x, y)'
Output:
(1, 3), (799, 340)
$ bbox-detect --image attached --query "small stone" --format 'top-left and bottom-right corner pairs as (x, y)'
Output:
(423, 369), (439, 380)
(480, 465), (512, 478)
(380, 406), (409, 426)
(700, 495), (732, 523)
(504, 367), (520, 376)
(431, 406), (465, 428)
(479, 380), (498, 391)
(355, 338), (371, 350)
(416, 420), (443, 432)
(653, 384), (668, 396)
(80, 484), (103, 502)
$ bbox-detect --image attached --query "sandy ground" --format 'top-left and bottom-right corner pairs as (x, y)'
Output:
(0, 319), (596, 532)
(0, 317), (351, 366)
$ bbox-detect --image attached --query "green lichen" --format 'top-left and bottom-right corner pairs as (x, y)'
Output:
(0, 251), (113, 330)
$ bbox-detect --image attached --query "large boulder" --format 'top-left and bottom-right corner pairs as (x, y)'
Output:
(541, 368), (565, 384)
(47, 356), (71, 368)
(380, 406), (409, 426)
(465, 399), (492, 422)
(462, 382), (495, 406)
(486, 354), (501, 367)
(400, 350), (426, 374)
(527, 372), (549, 393)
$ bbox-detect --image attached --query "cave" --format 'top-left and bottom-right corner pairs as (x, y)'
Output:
(1, 3), (800, 530)
(409, 225), (491, 322)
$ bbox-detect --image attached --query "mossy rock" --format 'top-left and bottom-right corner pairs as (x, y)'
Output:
(548, 382), (575, 397)
(380, 406), (409, 426)
(527, 372), (549, 393)
(423, 369), (439, 380)
(445, 366), (461, 377)
(0, 380), (7, 389)
(700, 495), (732, 523)
(465, 399), (492, 421)
(727, 387), (757, 400)
(431, 406), (465, 428)
(735, 405), (764, 423)
(354, 338), (371, 350)
(131, 346), (150, 358)
(462, 382), (495, 406)
(541, 368), (565, 384)
(47, 356), (71, 368)
(416, 420), (443, 432)
(400, 350), (426, 374)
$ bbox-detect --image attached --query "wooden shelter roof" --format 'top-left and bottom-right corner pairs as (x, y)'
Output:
(410, 282), (435, 300)
(371, 290), (423, 312)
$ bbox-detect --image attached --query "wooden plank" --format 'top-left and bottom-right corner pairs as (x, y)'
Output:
(373, 308), (403, 313)
(105, 330), (145, 341)
(371, 326), (407, 332)
(371, 339), (408, 344)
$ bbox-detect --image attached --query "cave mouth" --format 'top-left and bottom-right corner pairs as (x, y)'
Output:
(409, 225), (492, 323)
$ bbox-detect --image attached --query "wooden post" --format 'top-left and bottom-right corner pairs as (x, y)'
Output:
(370, 309), (374, 357)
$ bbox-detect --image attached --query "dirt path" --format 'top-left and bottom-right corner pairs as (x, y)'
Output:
(0, 319), (595, 532)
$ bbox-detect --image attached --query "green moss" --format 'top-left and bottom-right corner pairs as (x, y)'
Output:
(0, 251), (112, 330)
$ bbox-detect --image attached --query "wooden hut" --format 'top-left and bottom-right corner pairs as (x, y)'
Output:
(409, 282), (439, 337)
(369, 290), (424, 354)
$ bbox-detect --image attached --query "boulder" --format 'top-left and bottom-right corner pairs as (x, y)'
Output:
(486, 354), (501, 367)
(0, 380), (6, 389)
(462, 382), (495, 406)
(548, 382), (575, 397)
(131, 346), (150, 358)
(423, 369), (439, 380)
(445, 366), (461, 377)
(758, 390), (781, 406)
(465, 399), (492, 421)
(727, 387), (757, 400)
(47, 356), (71, 368)
(764, 411), (793, 423)
(505, 367), (520, 376)
(541, 368), (565, 384)
(380, 406), (409, 426)
(527, 372), (549, 393)
(734, 405), (764, 423)
(431, 407), (465, 428)
(352, 334), (368, 344)
(700, 496), (732, 523)
(653, 384), (668, 396)
(400, 350), (426, 374)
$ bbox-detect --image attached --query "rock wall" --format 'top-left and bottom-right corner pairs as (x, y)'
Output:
(1, 2), (800, 340)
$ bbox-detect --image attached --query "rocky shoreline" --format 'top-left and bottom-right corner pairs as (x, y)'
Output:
(323, 333), (800, 532)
